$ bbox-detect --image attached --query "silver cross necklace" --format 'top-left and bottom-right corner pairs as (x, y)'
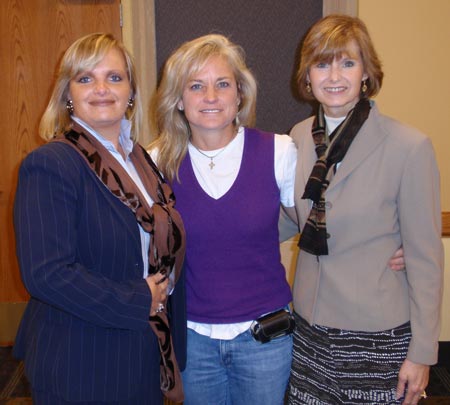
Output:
(191, 145), (227, 169)
(191, 139), (235, 170)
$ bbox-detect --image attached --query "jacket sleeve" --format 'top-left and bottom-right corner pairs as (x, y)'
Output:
(279, 206), (299, 242)
(14, 144), (152, 331)
(398, 137), (444, 364)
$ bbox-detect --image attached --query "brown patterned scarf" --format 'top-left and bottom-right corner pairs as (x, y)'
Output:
(54, 124), (186, 402)
(299, 98), (371, 255)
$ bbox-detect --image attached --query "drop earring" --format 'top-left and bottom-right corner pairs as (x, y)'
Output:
(306, 81), (312, 93)
(361, 80), (368, 93)
(66, 100), (74, 115)
(127, 98), (134, 109)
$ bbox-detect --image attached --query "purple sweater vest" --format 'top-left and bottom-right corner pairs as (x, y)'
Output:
(172, 128), (292, 323)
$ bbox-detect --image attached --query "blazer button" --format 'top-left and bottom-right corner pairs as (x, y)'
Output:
(325, 201), (332, 209)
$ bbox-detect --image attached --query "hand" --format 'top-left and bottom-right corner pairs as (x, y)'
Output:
(389, 247), (405, 271)
(145, 273), (169, 316)
(396, 359), (429, 405)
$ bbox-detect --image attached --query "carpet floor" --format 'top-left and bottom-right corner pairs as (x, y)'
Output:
(1, 345), (450, 404)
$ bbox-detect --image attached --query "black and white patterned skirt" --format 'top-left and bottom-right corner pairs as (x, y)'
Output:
(287, 313), (411, 405)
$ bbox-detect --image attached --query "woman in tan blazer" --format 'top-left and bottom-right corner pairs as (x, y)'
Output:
(285, 15), (444, 405)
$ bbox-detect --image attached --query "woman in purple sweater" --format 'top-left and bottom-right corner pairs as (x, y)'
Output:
(149, 34), (296, 405)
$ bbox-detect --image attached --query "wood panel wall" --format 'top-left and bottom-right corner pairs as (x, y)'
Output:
(0, 0), (121, 344)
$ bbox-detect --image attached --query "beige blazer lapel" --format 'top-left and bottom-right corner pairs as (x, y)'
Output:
(327, 105), (387, 193)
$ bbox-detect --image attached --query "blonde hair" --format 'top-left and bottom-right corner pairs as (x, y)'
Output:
(39, 33), (142, 142)
(149, 34), (257, 182)
(297, 14), (383, 100)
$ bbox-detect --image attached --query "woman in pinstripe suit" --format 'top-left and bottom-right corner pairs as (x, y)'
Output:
(13, 33), (186, 404)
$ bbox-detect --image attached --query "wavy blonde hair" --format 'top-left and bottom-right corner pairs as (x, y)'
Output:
(297, 14), (384, 101)
(39, 33), (142, 142)
(149, 34), (257, 182)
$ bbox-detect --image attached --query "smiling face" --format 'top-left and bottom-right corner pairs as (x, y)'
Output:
(308, 40), (368, 118)
(178, 55), (240, 144)
(68, 47), (132, 140)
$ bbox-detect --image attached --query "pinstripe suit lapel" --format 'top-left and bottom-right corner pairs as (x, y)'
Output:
(83, 165), (142, 246)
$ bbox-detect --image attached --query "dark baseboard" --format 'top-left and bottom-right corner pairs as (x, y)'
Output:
(438, 341), (450, 368)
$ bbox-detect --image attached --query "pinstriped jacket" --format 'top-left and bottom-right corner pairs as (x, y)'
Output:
(13, 140), (186, 401)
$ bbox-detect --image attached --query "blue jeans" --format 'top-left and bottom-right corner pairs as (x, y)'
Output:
(182, 327), (293, 405)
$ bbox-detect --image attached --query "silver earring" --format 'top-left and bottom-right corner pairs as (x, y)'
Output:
(361, 80), (368, 93)
(66, 100), (74, 115)
(127, 98), (134, 108)
(306, 81), (312, 93)
(178, 105), (184, 111)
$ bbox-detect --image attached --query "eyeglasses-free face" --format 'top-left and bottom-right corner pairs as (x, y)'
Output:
(308, 40), (368, 118)
(68, 47), (132, 141)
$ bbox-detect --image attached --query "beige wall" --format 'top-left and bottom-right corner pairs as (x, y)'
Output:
(358, 0), (450, 211)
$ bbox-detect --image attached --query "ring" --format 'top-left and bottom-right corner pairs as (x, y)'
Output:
(156, 303), (164, 313)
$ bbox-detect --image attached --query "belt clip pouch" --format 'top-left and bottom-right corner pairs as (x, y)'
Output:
(250, 308), (295, 343)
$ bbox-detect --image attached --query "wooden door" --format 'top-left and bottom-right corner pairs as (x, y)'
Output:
(0, 0), (121, 343)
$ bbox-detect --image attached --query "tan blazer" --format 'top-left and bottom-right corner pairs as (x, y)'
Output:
(286, 102), (444, 365)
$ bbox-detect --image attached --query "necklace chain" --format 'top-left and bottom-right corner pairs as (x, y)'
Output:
(191, 139), (233, 170)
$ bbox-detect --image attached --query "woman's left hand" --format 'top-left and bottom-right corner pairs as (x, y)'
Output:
(389, 247), (405, 271)
(396, 359), (429, 405)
